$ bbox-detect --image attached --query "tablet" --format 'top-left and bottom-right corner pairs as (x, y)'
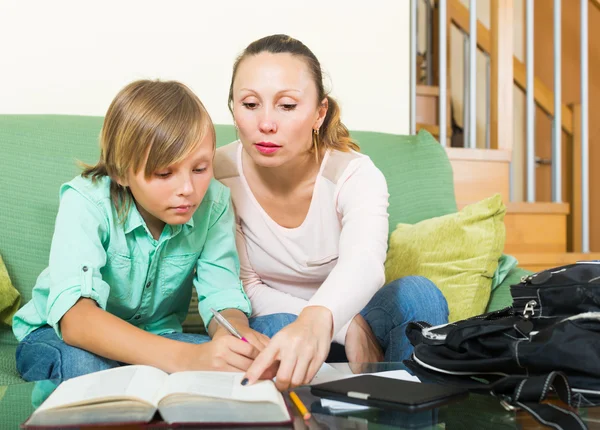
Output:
(310, 375), (468, 412)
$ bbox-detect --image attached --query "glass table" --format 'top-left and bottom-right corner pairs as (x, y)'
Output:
(0, 362), (595, 429)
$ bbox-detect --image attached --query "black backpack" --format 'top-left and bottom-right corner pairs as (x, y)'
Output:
(405, 261), (600, 430)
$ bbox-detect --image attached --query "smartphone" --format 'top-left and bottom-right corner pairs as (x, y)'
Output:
(310, 375), (468, 412)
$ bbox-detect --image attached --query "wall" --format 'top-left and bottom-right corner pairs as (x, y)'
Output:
(0, 0), (410, 134)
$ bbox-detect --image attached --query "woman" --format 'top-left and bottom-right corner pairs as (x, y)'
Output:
(215, 34), (449, 390)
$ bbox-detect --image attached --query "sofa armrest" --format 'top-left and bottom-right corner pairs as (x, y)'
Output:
(485, 266), (533, 312)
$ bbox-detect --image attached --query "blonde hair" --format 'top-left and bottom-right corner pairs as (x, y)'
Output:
(82, 79), (215, 223)
(228, 34), (359, 155)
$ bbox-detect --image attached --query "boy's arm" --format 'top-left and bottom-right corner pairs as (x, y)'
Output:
(61, 298), (259, 372)
(192, 191), (252, 331)
(61, 298), (190, 372)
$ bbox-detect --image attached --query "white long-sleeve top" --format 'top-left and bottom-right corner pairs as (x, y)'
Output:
(214, 141), (390, 344)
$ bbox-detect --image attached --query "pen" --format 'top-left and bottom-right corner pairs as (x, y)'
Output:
(210, 308), (249, 343)
(289, 391), (311, 420)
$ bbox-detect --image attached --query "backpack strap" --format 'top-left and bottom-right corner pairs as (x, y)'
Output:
(403, 360), (587, 430)
(499, 372), (586, 430)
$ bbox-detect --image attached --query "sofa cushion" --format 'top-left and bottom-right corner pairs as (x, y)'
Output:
(351, 130), (457, 232)
(384, 194), (506, 322)
(1, 115), (106, 303)
(0, 328), (21, 385)
(0, 255), (20, 326)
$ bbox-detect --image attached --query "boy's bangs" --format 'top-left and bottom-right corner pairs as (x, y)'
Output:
(143, 108), (214, 178)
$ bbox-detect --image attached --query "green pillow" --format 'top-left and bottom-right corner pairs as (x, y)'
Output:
(384, 194), (506, 322)
(0, 255), (20, 326)
(352, 129), (458, 231)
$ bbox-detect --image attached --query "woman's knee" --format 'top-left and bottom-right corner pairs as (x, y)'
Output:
(381, 276), (449, 324)
(249, 313), (297, 338)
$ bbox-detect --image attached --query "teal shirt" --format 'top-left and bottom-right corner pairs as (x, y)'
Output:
(12, 175), (251, 341)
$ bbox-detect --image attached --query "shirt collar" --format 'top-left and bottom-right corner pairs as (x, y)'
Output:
(123, 203), (146, 234)
(123, 202), (195, 235)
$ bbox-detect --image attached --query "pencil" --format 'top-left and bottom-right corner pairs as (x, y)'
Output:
(289, 391), (311, 420)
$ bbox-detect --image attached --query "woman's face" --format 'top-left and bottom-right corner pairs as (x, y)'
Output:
(232, 52), (327, 168)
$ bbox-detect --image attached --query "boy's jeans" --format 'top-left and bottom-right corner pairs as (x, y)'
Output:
(249, 276), (449, 362)
(16, 327), (210, 382)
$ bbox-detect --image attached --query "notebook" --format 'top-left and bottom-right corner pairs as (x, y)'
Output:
(311, 375), (468, 412)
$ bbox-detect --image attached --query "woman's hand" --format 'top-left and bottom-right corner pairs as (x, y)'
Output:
(344, 314), (384, 364)
(242, 306), (333, 391)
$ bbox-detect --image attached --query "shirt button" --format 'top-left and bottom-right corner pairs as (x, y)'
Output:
(82, 266), (88, 272)
(145, 281), (151, 289)
(134, 315), (141, 320)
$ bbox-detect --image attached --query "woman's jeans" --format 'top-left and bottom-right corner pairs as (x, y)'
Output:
(16, 327), (210, 382)
(249, 276), (449, 363)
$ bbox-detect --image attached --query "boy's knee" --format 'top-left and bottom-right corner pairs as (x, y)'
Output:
(17, 339), (118, 381)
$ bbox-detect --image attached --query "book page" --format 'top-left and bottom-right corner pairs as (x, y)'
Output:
(35, 365), (167, 412)
(158, 372), (290, 424)
(159, 371), (280, 404)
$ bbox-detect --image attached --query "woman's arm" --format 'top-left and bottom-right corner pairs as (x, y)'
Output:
(307, 159), (389, 343)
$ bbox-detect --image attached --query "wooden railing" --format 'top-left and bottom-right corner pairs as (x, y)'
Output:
(439, 0), (591, 253)
(446, 0), (574, 135)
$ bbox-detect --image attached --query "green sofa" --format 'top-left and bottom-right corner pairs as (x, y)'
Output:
(0, 115), (529, 385)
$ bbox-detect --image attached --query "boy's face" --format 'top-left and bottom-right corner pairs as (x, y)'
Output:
(122, 134), (214, 239)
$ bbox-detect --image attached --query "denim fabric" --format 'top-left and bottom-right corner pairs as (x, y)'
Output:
(15, 326), (211, 382)
(249, 276), (449, 362)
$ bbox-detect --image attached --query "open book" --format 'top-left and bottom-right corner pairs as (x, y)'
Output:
(23, 365), (291, 427)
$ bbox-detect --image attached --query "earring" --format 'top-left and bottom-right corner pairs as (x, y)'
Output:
(312, 128), (321, 163)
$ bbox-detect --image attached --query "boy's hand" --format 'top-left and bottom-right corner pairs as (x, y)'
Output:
(181, 336), (259, 372)
(212, 325), (277, 379)
(210, 314), (270, 351)
(237, 326), (271, 350)
(207, 309), (276, 379)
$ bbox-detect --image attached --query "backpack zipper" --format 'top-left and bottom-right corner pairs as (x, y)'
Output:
(523, 300), (537, 319)
(471, 306), (514, 320)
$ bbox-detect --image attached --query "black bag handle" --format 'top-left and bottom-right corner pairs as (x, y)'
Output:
(404, 360), (587, 430)
(503, 372), (586, 430)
